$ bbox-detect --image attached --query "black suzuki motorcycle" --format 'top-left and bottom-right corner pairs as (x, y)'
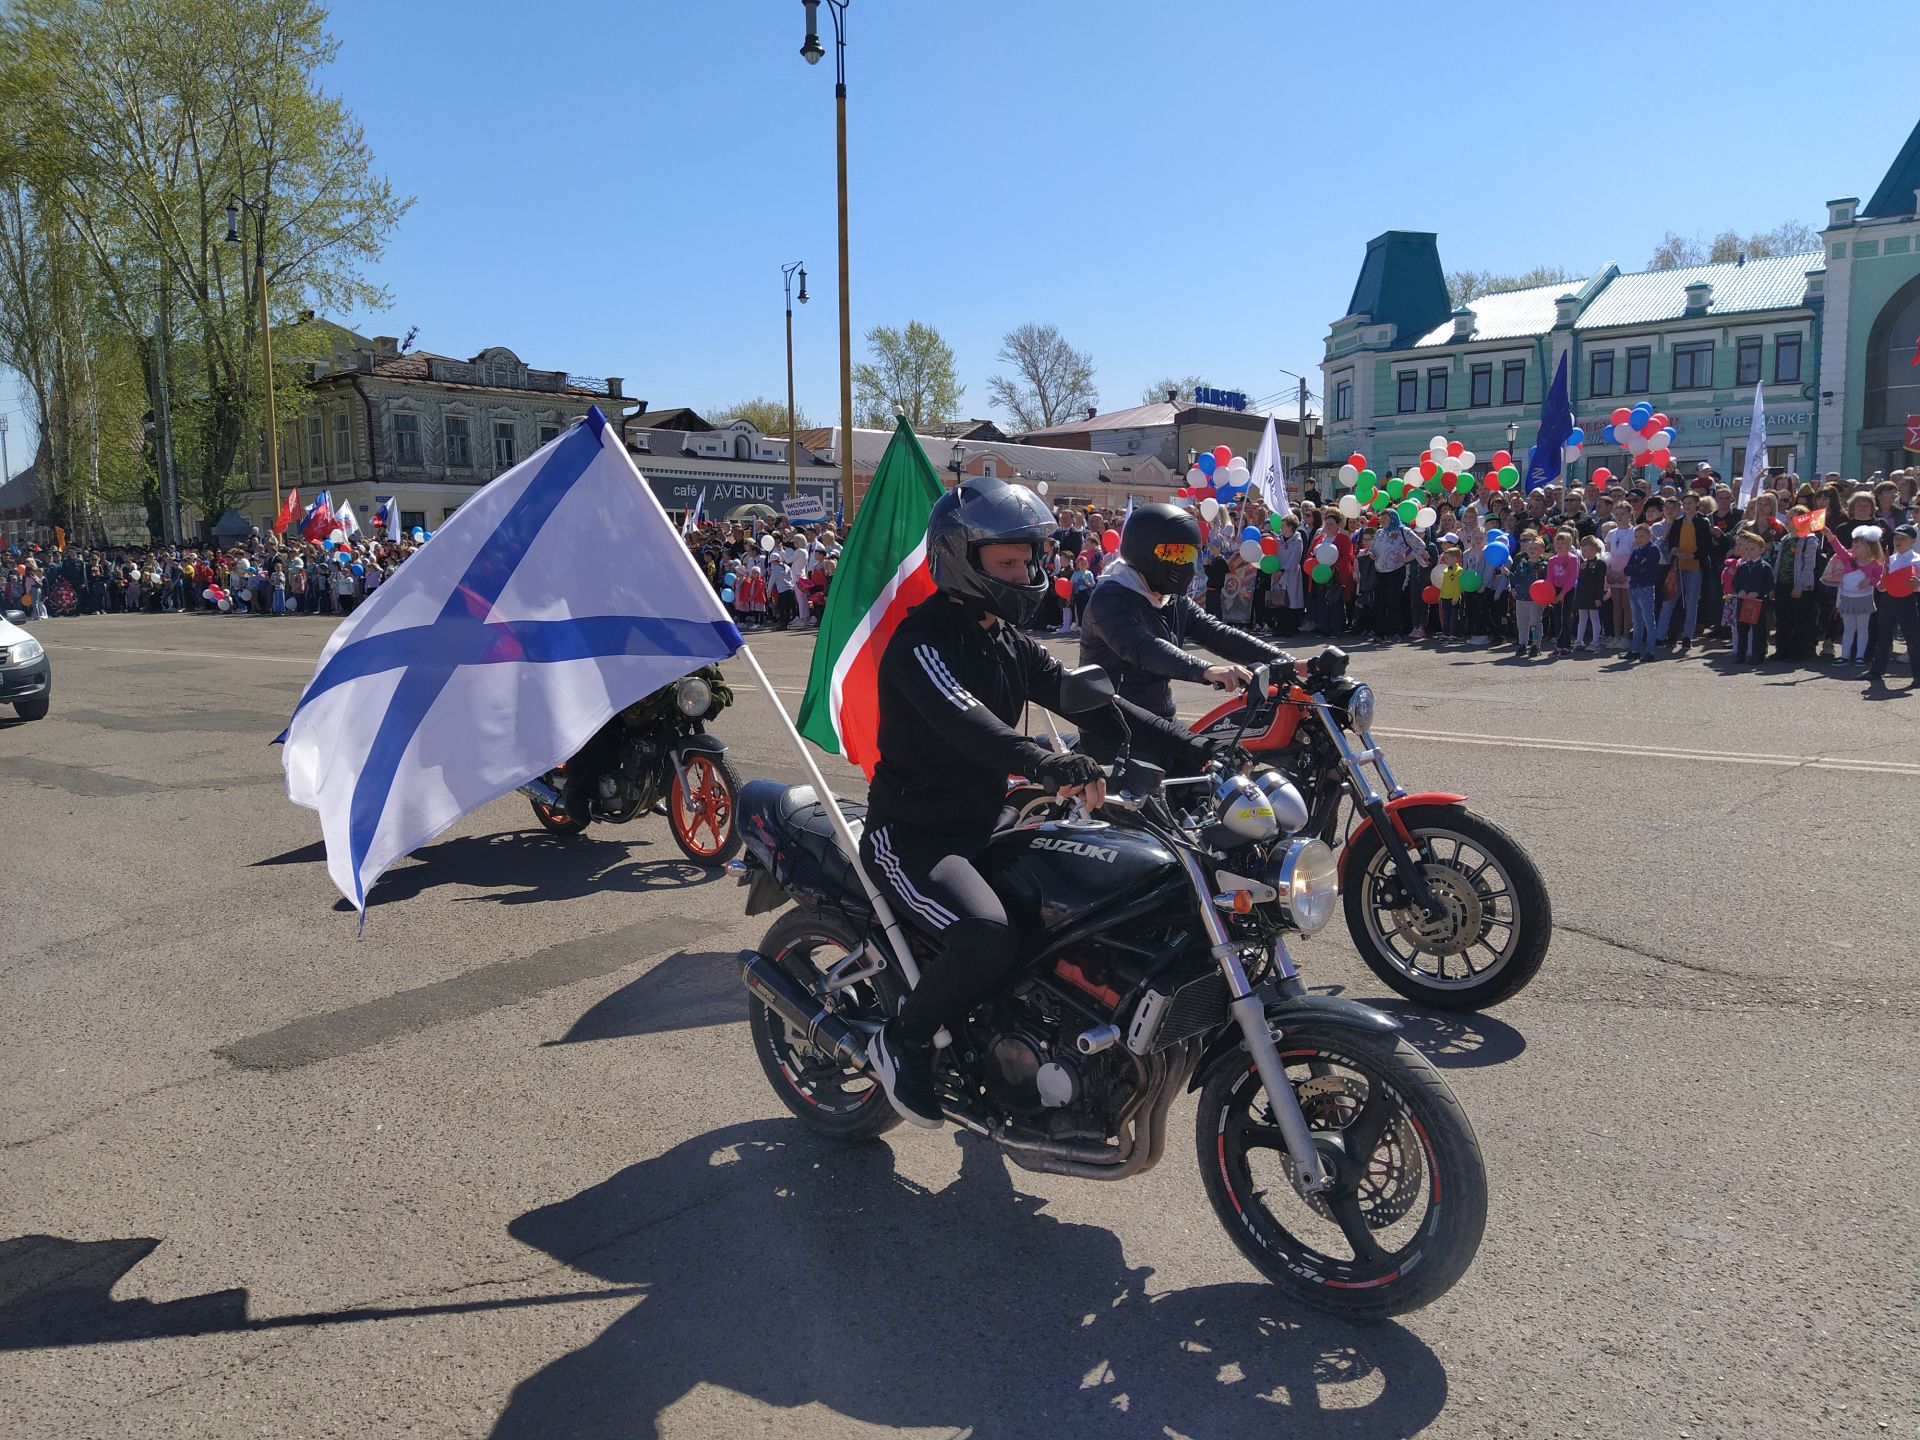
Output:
(519, 665), (743, 865)
(732, 668), (1487, 1317)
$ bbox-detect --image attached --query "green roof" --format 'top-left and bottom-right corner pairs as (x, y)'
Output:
(1862, 115), (1920, 219)
(1346, 232), (1451, 344)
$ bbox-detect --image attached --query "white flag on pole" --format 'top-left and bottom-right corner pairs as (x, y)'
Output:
(336, 499), (361, 539)
(682, 488), (707, 536)
(1738, 383), (1767, 509)
(279, 409), (742, 916)
(1250, 413), (1290, 521)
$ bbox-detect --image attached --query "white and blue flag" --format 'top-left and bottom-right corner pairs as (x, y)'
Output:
(280, 407), (742, 915)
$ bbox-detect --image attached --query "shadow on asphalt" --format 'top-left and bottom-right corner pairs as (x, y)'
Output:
(493, 1119), (1450, 1439)
(546, 950), (743, 1045)
(1367, 1002), (1528, 1069)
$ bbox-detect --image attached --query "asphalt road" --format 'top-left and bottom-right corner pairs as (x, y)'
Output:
(3, 613), (1917, 1440)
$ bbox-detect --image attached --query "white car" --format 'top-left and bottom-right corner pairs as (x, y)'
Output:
(0, 609), (50, 721)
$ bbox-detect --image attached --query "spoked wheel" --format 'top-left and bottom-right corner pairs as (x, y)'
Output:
(529, 769), (588, 836)
(668, 751), (743, 865)
(1343, 804), (1551, 1010)
(1196, 1022), (1486, 1318)
(747, 908), (902, 1141)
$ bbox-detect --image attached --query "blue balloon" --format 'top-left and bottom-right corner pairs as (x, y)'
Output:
(721, 589), (735, 604)
(1566, 428), (1584, 447)
(350, 562), (365, 577)
(1196, 453), (1217, 476)
(1630, 403), (1653, 425)
(1485, 543), (1511, 568)
(1486, 528), (1506, 543)
(410, 526), (425, 542)
(1602, 424), (1615, 444)
(422, 530), (433, 541)
(1241, 525), (1260, 542)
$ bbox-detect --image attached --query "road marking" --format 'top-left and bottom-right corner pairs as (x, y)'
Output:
(60, 643), (317, 666)
(1369, 727), (1920, 777)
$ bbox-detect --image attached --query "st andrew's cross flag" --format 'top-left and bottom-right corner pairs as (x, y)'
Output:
(280, 407), (742, 914)
(796, 417), (944, 777)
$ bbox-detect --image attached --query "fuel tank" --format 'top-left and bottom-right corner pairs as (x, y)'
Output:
(988, 820), (1184, 936)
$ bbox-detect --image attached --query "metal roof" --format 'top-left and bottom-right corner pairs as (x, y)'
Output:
(835, 427), (1169, 492)
(1574, 252), (1820, 331)
(1410, 280), (1577, 347)
(1862, 115), (1920, 219)
(1023, 400), (1181, 437)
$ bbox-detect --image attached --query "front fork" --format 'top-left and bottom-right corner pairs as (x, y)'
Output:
(1308, 698), (1445, 922)
(1173, 847), (1330, 1192)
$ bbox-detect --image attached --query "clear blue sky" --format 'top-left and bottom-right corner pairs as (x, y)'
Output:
(5, 0), (1917, 460)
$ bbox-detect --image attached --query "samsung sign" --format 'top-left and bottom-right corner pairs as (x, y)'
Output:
(1193, 387), (1248, 411)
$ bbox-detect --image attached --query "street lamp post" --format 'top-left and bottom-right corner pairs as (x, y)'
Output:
(800, 0), (853, 519)
(782, 260), (808, 498)
(0, 414), (9, 488)
(225, 198), (281, 520)
(1275, 367), (1311, 480)
(1506, 420), (1519, 478)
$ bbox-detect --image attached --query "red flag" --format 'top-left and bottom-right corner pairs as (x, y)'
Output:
(272, 487), (300, 535)
(300, 499), (335, 542)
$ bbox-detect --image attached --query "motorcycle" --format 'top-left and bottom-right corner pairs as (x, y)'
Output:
(519, 665), (743, 865)
(1016, 649), (1551, 1010)
(731, 666), (1487, 1318)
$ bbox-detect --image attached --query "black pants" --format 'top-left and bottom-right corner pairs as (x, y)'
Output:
(861, 821), (1039, 1045)
(1869, 591), (1920, 680)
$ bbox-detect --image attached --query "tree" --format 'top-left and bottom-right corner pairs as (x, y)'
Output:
(709, 396), (810, 436)
(1445, 266), (1578, 306)
(1, 0), (411, 526)
(853, 320), (962, 430)
(1141, 375), (1253, 406)
(1649, 220), (1819, 270)
(986, 323), (1096, 431)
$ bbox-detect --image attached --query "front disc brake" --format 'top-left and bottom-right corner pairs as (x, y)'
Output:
(1277, 1075), (1426, 1227)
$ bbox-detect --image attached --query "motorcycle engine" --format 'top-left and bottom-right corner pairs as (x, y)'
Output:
(983, 1026), (1080, 1115)
(595, 737), (658, 817)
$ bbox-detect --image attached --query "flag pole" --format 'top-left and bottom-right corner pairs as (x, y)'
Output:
(734, 642), (924, 987)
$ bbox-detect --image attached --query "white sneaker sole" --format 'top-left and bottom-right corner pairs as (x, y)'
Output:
(867, 1034), (942, 1129)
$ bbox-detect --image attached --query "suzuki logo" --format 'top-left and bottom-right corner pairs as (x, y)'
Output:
(1029, 836), (1120, 863)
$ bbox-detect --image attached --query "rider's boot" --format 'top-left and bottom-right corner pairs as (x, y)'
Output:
(867, 1022), (943, 1128)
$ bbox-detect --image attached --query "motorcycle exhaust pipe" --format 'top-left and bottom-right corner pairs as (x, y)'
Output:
(519, 777), (565, 809)
(738, 950), (870, 1071)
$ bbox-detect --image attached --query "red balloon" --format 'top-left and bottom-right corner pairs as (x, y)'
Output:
(1483, 473), (1502, 492)
(1529, 579), (1557, 605)
(1420, 458), (1438, 480)
(1101, 528), (1121, 553)
(1054, 577), (1072, 599)
(1348, 452), (1367, 470)
(1651, 412), (1669, 429)
(1260, 535), (1278, 555)
(1639, 419), (1661, 439)
(1591, 466), (1612, 488)
(1199, 486), (1216, 501)
(1422, 584), (1441, 604)
(1491, 449), (1511, 466)
(1445, 440), (1464, 458)
(1610, 407), (1631, 425)
(1212, 445), (1233, 468)
(1174, 487), (1188, 498)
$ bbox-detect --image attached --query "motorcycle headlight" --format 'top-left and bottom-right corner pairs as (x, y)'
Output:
(1344, 682), (1376, 732)
(673, 675), (713, 717)
(1264, 837), (1340, 935)
(9, 636), (44, 664)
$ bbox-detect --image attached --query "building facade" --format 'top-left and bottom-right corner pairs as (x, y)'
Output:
(620, 412), (838, 520)
(1021, 396), (1307, 474)
(822, 426), (1175, 517)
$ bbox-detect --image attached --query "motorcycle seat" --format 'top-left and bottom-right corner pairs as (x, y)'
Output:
(738, 780), (871, 914)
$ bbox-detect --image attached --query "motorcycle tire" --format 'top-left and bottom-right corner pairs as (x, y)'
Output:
(667, 750), (743, 866)
(747, 908), (901, 1142)
(1195, 1021), (1486, 1319)
(529, 795), (588, 836)
(1342, 803), (1551, 1011)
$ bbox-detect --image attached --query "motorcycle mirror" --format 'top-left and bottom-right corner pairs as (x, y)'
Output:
(1056, 664), (1115, 714)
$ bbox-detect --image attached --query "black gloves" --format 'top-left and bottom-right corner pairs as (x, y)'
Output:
(1035, 751), (1105, 790)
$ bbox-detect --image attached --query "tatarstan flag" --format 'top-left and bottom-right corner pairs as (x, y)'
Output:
(797, 417), (944, 776)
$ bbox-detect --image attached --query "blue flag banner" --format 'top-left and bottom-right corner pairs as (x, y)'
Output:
(280, 406), (742, 916)
(1525, 351), (1575, 492)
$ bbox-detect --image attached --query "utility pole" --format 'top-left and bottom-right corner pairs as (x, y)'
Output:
(782, 261), (808, 498)
(1298, 376), (1308, 481)
(0, 414), (10, 489)
(155, 283), (182, 545)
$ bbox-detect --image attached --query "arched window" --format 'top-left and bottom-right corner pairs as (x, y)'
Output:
(1864, 272), (1920, 431)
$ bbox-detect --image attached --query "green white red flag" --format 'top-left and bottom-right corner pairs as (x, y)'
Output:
(797, 418), (944, 776)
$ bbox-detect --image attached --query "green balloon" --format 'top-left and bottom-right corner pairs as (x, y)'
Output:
(1268, 512), (1287, 534)
(1357, 468), (1377, 489)
(1259, 553), (1280, 573)
(1355, 477), (1376, 502)
(1498, 464), (1520, 488)
(1396, 499), (1419, 523)
(1458, 569), (1483, 592)
(1369, 490), (1391, 511)
(1386, 478), (1406, 501)
(1310, 562), (1333, 583)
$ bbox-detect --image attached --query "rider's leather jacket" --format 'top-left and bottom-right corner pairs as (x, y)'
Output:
(1079, 569), (1291, 721)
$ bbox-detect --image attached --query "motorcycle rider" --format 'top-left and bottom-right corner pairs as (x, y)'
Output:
(863, 476), (1219, 1128)
(1079, 503), (1295, 721)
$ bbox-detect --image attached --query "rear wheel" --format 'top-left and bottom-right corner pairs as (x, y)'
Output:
(747, 908), (901, 1141)
(669, 751), (742, 865)
(529, 769), (589, 836)
(1196, 1022), (1486, 1318)
(1343, 804), (1551, 1010)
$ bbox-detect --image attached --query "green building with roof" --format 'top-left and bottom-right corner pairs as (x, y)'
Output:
(1321, 118), (1920, 488)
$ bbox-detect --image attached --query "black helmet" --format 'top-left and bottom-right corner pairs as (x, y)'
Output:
(1120, 503), (1202, 595)
(926, 475), (1056, 624)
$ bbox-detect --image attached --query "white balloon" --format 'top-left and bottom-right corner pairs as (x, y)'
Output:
(1441, 455), (1462, 474)
(1187, 466), (1207, 487)
(1431, 562), (1448, 587)
(1337, 494), (1363, 519)
(1338, 463), (1359, 486)
(1459, 450), (1476, 468)
(1404, 468), (1424, 487)
(1036, 480), (1049, 495)
(761, 534), (777, 551)
(1228, 463), (1250, 483)
(1314, 541), (1338, 566)
(1229, 455), (1246, 472)
(1416, 506), (1438, 530)
(1240, 539), (1264, 564)
(1429, 435), (1448, 454)
(1200, 498), (1220, 520)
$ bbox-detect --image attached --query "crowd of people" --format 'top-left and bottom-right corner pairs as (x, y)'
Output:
(684, 521), (842, 631)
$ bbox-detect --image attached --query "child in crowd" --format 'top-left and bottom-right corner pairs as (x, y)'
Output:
(1437, 545), (1464, 641)
(1729, 530), (1775, 664)
(1625, 522), (1665, 661)
(1510, 532), (1548, 658)
(1868, 523), (1920, 690)
(1546, 528), (1580, 656)
(1070, 553), (1095, 632)
(1573, 534), (1607, 651)
(1833, 525), (1885, 668)
(1459, 529), (1489, 646)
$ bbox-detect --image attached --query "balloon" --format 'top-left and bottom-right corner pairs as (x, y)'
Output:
(1358, 468), (1377, 490)
(1528, 579), (1557, 604)
(1651, 412), (1668, 429)
(1259, 554), (1280, 574)
(1601, 425), (1615, 444)
(1347, 452), (1367, 470)
(1446, 440), (1464, 458)
(1370, 490), (1392, 511)
(1337, 494), (1363, 519)
(1485, 543), (1511, 568)
(1355, 477), (1376, 502)
(1396, 499), (1419, 523)
(1486, 528), (1506, 543)
(1422, 584), (1441, 605)
(1484, 473), (1502, 492)
(1566, 428), (1584, 448)
(1415, 506), (1437, 530)
(1429, 435), (1447, 454)
(1441, 454), (1462, 474)
(410, 526), (426, 542)
(1187, 467), (1207, 488)
(1314, 541), (1338, 566)
(1458, 569), (1483, 593)
(1227, 464), (1250, 487)
(761, 535), (777, 551)
(1592, 466), (1611, 488)
(1102, 528), (1121, 553)
(1611, 407), (1631, 425)
(1212, 445), (1233, 468)
(1260, 535), (1278, 555)
(1036, 480), (1049, 495)
(1491, 449), (1512, 466)
(1241, 525), (1260, 542)
(1420, 457), (1438, 481)
(1054, 577), (1072, 599)
(422, 530), (433, 541)
(1386, 478), (1406, 501)
(1310, 562), (1333, 583)
(1458, 450), (1476, 469)
(350, 562), (365, 577)
(1200, 498), (1220, 520)
(1337, 463), (1359, 487)
(201, 587), (217, 602)
(1431, 562), (1448, 587)
(1498, 464), (1520, 488)
(721, 589), (735, 604)
(1269, 513), (1288, 534)
(1196, 453), (1217, 476)
(1240, 540), (1264, 564)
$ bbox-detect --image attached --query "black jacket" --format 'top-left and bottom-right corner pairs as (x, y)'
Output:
(1079, 575), (1289, 720)
(868, 593), (1211, 841)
